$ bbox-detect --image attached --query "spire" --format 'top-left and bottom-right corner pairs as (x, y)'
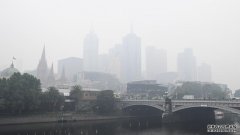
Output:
(41, 45), (46, 61)
(47, 62), (55, 87)
(37, 45), (48, 78)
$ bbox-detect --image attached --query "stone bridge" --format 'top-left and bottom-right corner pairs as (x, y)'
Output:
(117, 100), (240, 114)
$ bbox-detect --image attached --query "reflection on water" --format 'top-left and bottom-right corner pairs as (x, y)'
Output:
(0, 116), (237, 135)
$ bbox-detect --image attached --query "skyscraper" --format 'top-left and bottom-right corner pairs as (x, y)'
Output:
(120, 30), (141, 82)
(197, 63), (212, 82)
(146, 46), (167, 79)
(177, 48), (197, 81)
(83, 30), (99, 72)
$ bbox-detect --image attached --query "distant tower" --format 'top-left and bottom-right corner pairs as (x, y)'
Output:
(37, 46), (48, 87)
(177, 48), (197, 81)
(47, 63), (55, 87)
(83, 30), (99, 72)
(120, 28), (141, 82)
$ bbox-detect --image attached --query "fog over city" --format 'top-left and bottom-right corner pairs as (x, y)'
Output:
(0, 0), (240, 90)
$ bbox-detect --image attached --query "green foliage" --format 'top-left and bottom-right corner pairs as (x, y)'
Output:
(173, 82), (228, 100)
(0, 73), (41, 113)
(0, 73), (68, 114)
(69, 85), (82, 111)
(95, 90), (115, 114)
(70, 85), (82, 103)
(40, 87), (65, 112)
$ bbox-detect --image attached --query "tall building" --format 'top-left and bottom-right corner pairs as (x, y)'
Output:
(83, 30), (99, 72)
(37, 46), (49, 87)
(146, 46), (167, 79)
(177, 48), (197, 81)
(120, 30), (141, 82)
(58, 57), (83, 81)
(197, 63), (212, 82)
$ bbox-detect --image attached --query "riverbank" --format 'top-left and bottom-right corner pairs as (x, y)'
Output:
(0, 113), (134, 126)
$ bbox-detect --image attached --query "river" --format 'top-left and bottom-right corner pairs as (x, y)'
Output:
(0, 116), (238, 135)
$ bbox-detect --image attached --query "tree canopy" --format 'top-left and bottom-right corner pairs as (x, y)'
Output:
(0, 73), (41, 113)
(95, 90), (115, 114)
(172, 82), (229, 100)
(40, 87), (65, 112)
(69, 85), (83, 111)
(0, 73), (66, 114)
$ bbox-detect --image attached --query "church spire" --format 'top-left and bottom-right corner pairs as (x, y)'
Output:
(41, 44), (46, 61)
(37, 45), (48, 88)
(47, 62), (55, 87)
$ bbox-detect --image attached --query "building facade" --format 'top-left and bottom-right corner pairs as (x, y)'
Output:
(120, 31), (141, 82)
(58, 57), (83, 82)
(177, 48), (197, 81)
(83, 31), (99, 72)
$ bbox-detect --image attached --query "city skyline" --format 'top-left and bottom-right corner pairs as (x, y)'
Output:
(0, 0), (240, 90)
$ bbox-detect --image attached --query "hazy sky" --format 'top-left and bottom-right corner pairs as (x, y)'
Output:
(0, 0), (240, 90)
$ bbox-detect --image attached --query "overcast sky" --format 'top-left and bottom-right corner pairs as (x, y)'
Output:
(0, 0), (240, 90)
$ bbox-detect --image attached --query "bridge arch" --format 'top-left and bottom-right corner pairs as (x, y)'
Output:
(173, 105), (240, 114)
(122, 104), (164, 112)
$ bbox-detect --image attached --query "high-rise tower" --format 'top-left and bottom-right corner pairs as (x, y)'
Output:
(120, 29), (141, 82)
(83, 30), (99, 72)
(177, 48), (197, 81)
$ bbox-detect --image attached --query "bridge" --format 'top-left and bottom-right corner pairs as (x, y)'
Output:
(117, 100), (240, 114)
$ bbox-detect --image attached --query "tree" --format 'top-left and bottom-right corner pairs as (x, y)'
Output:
(21, 73), (41, 111)
(202, 84), (227, 100)
(0, 78), (8, 110)
(95, 90), (115, 114)
(3, 73), (41, 114)
(40, 87), (65, 112)
(172, 82), (228, 100)
(69, 85), (82, 110)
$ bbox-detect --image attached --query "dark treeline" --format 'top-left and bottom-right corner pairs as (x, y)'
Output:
(0, 73), (65, 114)
(0, 73), (116, 115)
